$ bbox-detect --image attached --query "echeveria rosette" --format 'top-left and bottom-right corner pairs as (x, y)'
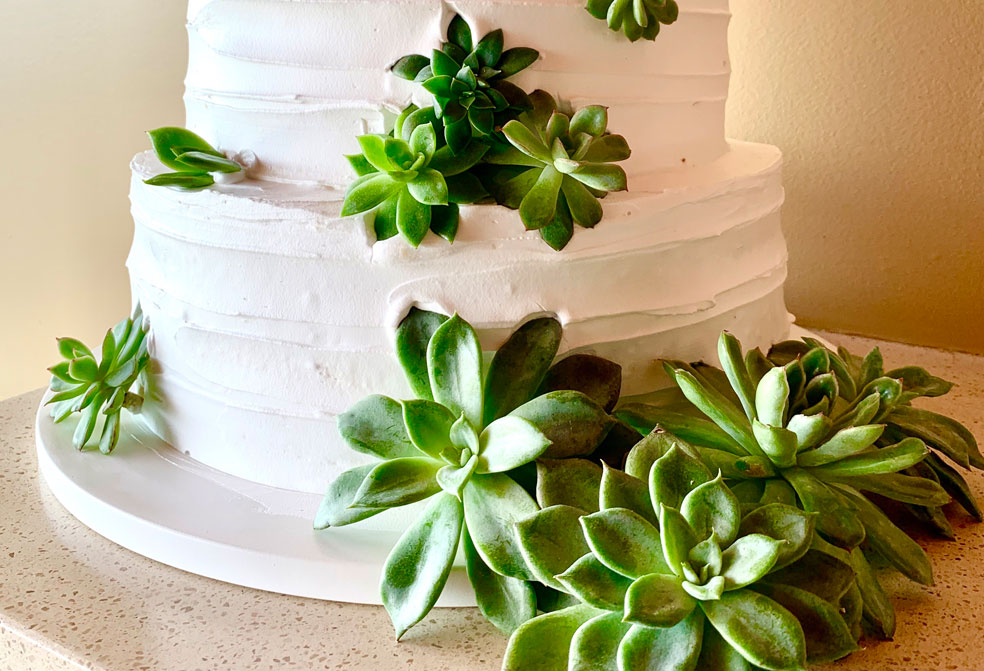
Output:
(45, 304), (151, 454)
(341, 106), (488, 247)
(144, 127), (243, 190)
(586, 0), (680, 43)
(391, 14), (540, 154)
(482, 91), (630, 250)
(507, 436), (860, 671)
(767, 337), (984, 537)
(314, 310), (619, 639)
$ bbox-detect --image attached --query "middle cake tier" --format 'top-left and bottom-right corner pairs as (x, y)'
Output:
(127, 140), (790, 494)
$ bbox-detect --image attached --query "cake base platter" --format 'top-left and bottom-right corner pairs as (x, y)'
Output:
(36, 325), (825, 607)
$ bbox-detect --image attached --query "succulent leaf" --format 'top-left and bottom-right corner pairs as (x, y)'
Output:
(624, 573), (697, 627)
(536, 459), (603, 512)
(463, 528), (536, 634)
(516, 505), (592, 592)
(314, 464), (384, 529)
(581, 508), (669, 579)
(463, 473), (539, 580)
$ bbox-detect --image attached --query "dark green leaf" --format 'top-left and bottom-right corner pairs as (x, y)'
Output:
(618, 611), (704, 671)
(557, 554), (634, 610)
(701, 589), (807, 671)
(174, 150), (241, 173)
(502, 604), (603, 671)
(510, 391), (614, 459)
(849, 547), (895, 639)
(391, 54), (429, 80)
(536, 459), (602, 512)
(147, 126), (221, 171)
(340, 172), (399, 216)
(738, 503), (816, 569)
(516, 505), (591, 591)
(625, 573), (697, 627)
(395, 308), (448, 400)
(782, 467), (866, 548)
(599, 463), (656, 524)
(483, 317), (562, 425)
(581, 507), (668, 578)
(429, 203), (460, 243)
(464, 528), (535, 634)
(143, 172), (214, 189)
(519, 165), (563, 230)
(752, 583), (858, 663)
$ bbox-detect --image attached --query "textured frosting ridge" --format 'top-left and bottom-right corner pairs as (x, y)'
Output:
(185, 0), (732, 185)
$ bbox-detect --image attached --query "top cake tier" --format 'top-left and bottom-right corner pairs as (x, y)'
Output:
(185, 0), (732, 186)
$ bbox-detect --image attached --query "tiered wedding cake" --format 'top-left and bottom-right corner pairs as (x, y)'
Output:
(126, 0), (791, 495)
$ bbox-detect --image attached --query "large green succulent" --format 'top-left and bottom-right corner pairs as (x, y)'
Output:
(586, 0), (680, 43)
(314, 310), (620, 638)
(618, 332), (942, 637)
(144, 127), (243, 190)
(45, 304), (150, 454)
(767, 337), (983, 537)
(481, 91), (630, 250)
(505, 434), (860, 671)
(391, 14), (539, 154)
(341, 105), (488, 246)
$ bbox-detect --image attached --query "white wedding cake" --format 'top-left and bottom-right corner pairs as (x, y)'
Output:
(127, 0), (791, 495)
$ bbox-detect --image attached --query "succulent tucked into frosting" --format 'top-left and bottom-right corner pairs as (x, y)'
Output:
(144, 127), (243, 190)
(391, 14), (539, 154)
(505, 433), (859, 671)
(767, 337), (984, 538)
(45, 304), (150, 454)
(341, 106), (488, 246)
(314, 309), (621, 638)
(585, 0), (680, 42)
(618, 331), (942, 638)
(482, 91), (630, 250)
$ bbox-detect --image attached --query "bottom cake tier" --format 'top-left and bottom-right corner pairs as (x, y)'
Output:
(126, 140), (791, 496)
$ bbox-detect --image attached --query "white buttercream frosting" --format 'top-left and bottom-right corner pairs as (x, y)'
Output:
(184, 0), (732, 185)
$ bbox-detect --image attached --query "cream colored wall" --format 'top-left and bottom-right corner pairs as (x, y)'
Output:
(1, 2), (981, 399)
(729, 0), (984, 355)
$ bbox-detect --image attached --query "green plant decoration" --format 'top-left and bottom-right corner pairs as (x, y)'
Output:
(391, 14), (540, 154)
(585, 0), (680, 42)
(617, 331), (944, 638)
(45, 304), (150, 454)
(144, 127), (243, 190)
(481, 91), (630, 250)
(341, 105), (488, 246)
(314, 309), (620, 638)
(506, 434), (860, 671)
(767, 337), (984, 538)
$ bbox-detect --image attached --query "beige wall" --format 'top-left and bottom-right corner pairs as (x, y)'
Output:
(729, 0), (984, 355)
(1, 2), (981, 399)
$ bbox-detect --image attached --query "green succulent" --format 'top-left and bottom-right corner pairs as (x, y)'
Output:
(341, 106), (488, 246)
(618, 332), (943, 638)
(586, 0), (680, 42)
(144, 127), (243, 190)
(506, 434), (860, 671)
(45, 304), (150, 454)
(314, 310), (620, 638)
(392, 14), (540, 154)
(767, 337), (983, 538)
(481, 91), (631, 250)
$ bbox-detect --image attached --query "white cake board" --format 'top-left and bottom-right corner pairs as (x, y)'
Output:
(36, 325), (826, 606)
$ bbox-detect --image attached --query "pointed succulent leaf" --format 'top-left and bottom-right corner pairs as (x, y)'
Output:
(381, 492), (463, 640)
(463, 473), (538, 580)
(395, 308), (447, 400)
(885, 365), (953, 398)
(887, 405), (975, 468)
(689, 535), (724, 577)
(569, 105), (608, 138)
(396, 189), (431, 246)
(618, 611), (704, 671)
(568, 163), (627, 192)
(825, 471), (950, 507)
(809, 437), (928, 478)
(926, 452), (982, 519)
(650, 444), (713, 512)
(495, 46), (539, 78)
(510, 390), (614, 459)
(755, 367), (790, 428)
(581, 508), (668, 579)
(671, 368), (760, 457)
(599, 463), (656, 524)
(314, 463), (384, 529)
(436, 454), (477, 497)
(338, 395), (420, 459)
(697, 448), (776, 480)
(357, 134), (400, 173)
(569, 611), (631, 671)
(718, 332), (757, 422)
(477, 416), (552, 474)
(782, 468), (866, 548)
(502, 120), (553, 163)
(502, 604), (604, 671)
(752, 583), (858, 663)
(796, 424), (885, 467)
(463, 529), (536, 634)
(660, 505), (699, 577)
(427, 314), (483, 428)
(786, 413), (831, 452)
(536, 459), (602, 512)
(618, 405), (745, 454)
(557, 554), (634, 610)
(738, 503), (816, 570)
(401, 399), (455, 459)
(483, 317), (562, 424)
(626, 429), (700, 481)
(147, 126), (222, 171)
(752, 420), (799, 469)
(561, 177), (604, 228)
(349, 457), (441, 509)
(391, 54), (430, 80)
(701, 589), (807, 671)
(696, 619), (757, 671)
(682, 575), (727, 602)
(762, 540), (855, 603)
(719, 534), (783, 591)
(578, 134), (632, 163)
(624, 573), (697, 627)
(681, 474), (741, 545)
(519, 165), (563, 229)
(848, 547), (895, 639)
(516, 505), (592, 591)
(341, 172), (399, 216)
(539, 354), (622, 413)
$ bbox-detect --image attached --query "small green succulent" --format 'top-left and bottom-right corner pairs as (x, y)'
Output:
(506, 434), (859, 671)
(481, 91), (630, 250)
(341, 106), (488, 246)
(314, 310), (620, 638)
(586, 0), (680, 42)
(144, 127), (243, 190)
(392, 14), (539, 154)
(45, 304), (150, 454)
(768, 337), (983, 537)
(617, 332), (942, 638)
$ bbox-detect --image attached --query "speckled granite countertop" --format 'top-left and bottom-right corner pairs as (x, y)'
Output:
(2, 332), (983, 671)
